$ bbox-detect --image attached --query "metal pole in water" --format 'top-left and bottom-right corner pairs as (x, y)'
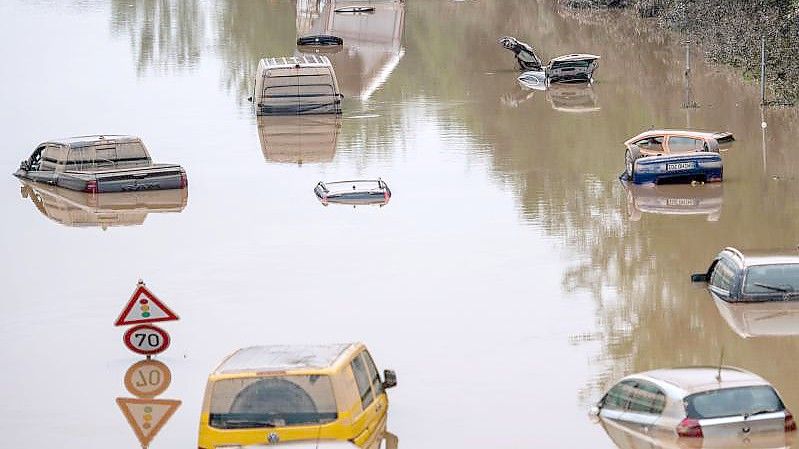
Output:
(760, 36), (766, 106)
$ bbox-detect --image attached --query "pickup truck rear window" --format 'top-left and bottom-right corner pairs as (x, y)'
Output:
(685, 386), (784, 419)
(209, 375), (337, 429)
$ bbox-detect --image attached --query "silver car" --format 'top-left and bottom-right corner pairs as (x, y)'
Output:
(691, 248), (799, 302)
(594, 366), (795, 442)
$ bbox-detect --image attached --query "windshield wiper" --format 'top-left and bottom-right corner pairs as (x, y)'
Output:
(753, 283), (792, 293)
(221, 419), (277, 429)
(745, 409), (781, 418)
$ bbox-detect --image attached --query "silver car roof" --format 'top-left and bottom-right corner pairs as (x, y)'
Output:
(628, 366), (770, 397)
(722, 247), (799, 267)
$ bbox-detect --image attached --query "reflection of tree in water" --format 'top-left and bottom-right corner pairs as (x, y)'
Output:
(213, 0), (297, 104)
(388, 0), (799, 408)
(110, 0), (205, 74)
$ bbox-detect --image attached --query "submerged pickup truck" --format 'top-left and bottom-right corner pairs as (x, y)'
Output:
(14, 135), (187, 193)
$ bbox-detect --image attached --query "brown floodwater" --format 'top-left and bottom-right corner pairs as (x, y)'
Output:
(1, 1), (798, 448)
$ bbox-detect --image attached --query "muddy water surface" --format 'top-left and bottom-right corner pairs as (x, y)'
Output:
(1, 1), (798, 448)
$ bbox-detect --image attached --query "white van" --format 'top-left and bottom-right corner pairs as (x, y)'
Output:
(252, 55), (342, 115)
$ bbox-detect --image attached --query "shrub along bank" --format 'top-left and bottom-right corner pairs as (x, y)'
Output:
(561, 0), (799, 103)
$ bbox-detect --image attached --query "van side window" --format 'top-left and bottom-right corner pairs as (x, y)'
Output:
(350, 353), (374, 409)
(603, 380), (637, 411)
(362, 350), (383, 397)
(628, 381), (666, 414)
(710, 258), (737, 292)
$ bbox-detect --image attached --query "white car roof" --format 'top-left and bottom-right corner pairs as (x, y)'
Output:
(632, 366), (770, 396)
(214, 343), (354, 374)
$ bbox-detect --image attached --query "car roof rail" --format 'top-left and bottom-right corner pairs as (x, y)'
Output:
(722, 247), (745, 261)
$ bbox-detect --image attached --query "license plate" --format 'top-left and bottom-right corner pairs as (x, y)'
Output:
(667, 198), (697, 206)
(666, 162), (695, 171)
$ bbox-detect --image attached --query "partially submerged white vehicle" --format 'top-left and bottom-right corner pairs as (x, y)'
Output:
(499, 36), (600, 85)
(251, 55), (343, 115)
(314, 179), (391, 206)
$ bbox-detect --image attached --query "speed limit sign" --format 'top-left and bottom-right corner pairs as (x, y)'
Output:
(124, 359), (173, 398)
(123, 324), (171, 356)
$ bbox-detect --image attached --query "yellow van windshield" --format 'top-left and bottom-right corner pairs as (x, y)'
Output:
(209, 375), (337, 429)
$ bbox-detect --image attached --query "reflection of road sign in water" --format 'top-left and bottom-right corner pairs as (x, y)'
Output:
(124, 359), (172, 398)
(115, 283), (179, 326)
(116, 397), (181, 447)
(124, 324), (171, 356)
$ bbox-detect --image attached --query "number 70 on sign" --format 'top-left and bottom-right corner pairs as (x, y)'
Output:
(123, 324), (171, 355)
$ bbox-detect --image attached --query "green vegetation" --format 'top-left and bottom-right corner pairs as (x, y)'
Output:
(561, 0), (799, 103)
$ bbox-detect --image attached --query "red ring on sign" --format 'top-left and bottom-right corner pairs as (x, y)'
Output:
(123, 324), (171, 355)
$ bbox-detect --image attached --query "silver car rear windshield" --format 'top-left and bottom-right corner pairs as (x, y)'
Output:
(209, 375), (337, 429)
(743, 264), (799, 296)
(685, 386), (784, 419)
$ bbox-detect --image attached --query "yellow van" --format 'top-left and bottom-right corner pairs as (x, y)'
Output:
(198, 343), (396, 449)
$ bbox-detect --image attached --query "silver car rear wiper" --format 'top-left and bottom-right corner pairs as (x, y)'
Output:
(745, 408), (781, 418)
(753, 282), (792, 293)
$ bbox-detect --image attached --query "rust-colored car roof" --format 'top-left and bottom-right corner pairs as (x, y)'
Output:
(624, 129), (721, 145)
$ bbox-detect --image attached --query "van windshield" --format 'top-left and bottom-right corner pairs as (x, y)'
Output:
(685, 386), (784, 419)
(209, 375), (337, 429)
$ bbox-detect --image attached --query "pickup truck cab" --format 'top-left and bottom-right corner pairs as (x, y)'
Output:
(623, 130), (733, 184)
(198, 343), (397, 449)
(14, 135), (187, 193)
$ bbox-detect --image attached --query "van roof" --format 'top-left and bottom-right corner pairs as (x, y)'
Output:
(213, 343), (355, 375)
(259, 55), (333, 69)
(46, 135), (140, 148)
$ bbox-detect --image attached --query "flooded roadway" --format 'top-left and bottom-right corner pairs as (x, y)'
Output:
(1, 1), (799, 448)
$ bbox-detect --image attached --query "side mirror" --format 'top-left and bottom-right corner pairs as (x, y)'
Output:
(382, 369), (397, 389)
(247, 96), (253, 102)
(19, 160), (29, 170)
(589, 405), (600, 417)
(691, 273), (708, 283)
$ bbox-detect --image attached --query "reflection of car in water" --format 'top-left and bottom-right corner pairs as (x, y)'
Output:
(198, 343), (397, 449)
(505, 81), (599, 112)
(14, 135), (187, 193)
(314, 179), (391, 207)
(546, 83), (599, 112)
(599, 413), (796, 449)
(620, 181), (723, 222)
(298, 0), (405, 100)
(623, 130), (733, 184)
(19, 180), (187, 228)
(594, 366), (795, 444)
(714, 296), (799, 339)
(258, 115), (341, 164)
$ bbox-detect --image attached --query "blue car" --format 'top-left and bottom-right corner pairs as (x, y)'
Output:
(622, 129), (733, 184)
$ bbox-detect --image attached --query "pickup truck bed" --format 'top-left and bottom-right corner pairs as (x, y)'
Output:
(17, 163), (186, 193)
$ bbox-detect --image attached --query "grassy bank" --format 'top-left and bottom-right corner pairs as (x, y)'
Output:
(560, 0), (799, 104)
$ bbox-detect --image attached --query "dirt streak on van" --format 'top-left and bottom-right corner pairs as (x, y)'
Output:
(252, 56), (343, 115)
